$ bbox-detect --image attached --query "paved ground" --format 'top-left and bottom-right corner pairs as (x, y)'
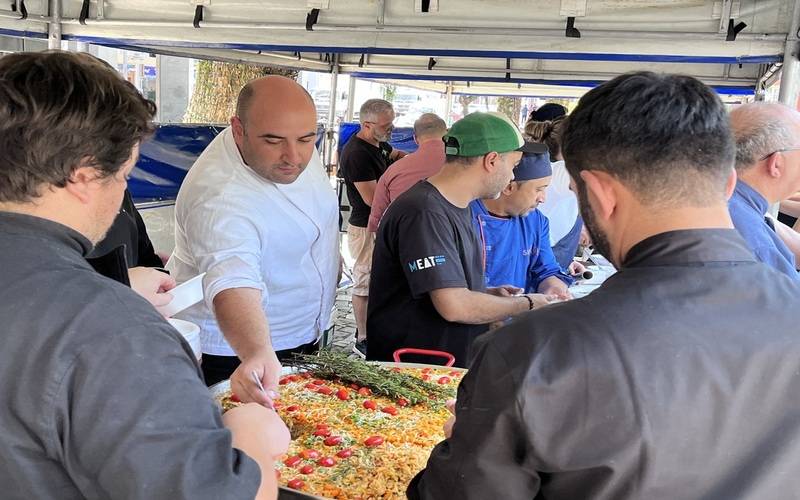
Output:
(331, 285), (357, 353)
(330, 232), (358, 354)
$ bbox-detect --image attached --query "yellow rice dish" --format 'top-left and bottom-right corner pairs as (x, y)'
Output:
(218, 365), (462, 499)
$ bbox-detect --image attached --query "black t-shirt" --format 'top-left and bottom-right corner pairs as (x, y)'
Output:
(366, 181), (488, 367)
(340, 135), (393, 227)
(87, 189), (162, 268)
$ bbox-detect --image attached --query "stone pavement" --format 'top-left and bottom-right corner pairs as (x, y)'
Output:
(330, 285), (357, 353)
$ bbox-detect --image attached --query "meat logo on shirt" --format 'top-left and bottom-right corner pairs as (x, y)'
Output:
(408, 255), (446, 272)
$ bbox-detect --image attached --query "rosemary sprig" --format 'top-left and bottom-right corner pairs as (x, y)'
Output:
(285, 351), (453, 405)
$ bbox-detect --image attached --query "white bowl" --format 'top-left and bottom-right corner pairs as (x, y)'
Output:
(167, 318), (202, 361)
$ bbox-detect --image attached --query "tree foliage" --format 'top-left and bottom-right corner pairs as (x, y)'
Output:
(184, 60), (298, 123)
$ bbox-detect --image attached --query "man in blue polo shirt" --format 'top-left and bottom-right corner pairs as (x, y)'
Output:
(729, 102), (800, 279)
(470, 150), (581, 298)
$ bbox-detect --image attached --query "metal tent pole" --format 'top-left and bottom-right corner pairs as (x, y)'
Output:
(47, 0), (61, 50)
(778, 0), (800, 106)
(325, 53), (340, 172)
(345, 76), (357, 122)
(445, 82), (454, 125)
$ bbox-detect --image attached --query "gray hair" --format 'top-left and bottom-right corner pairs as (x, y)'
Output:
(413, 113), (447, 138)
(731, 102), (798, 171)
(359, 99), (394, 123)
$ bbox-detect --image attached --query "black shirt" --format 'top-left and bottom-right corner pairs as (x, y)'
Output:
(367, 181), (488, 367)
(410, 229), (800, 500)
(0, 212), (260, 499)
(339, 135), (392, 227)
(88, 189), (162, 268)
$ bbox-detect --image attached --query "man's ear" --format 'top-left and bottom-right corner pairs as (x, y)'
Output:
(502, 181), (517, 196)
(482, 151), (500, 174)
(64, 163), (99, 204)
(766, 151), (784, 179)
(579, 170), (618, 221)
(230, 116), (245, 144)
(724, 167), (738, 200)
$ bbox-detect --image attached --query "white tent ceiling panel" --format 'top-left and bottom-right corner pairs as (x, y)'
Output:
(0, 0), (792, 95)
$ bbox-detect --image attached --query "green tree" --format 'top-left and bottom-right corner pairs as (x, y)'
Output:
(184, 60), (298, 123)
(458, 94), (478, 117)
(496, 96), (522, 124)
(381, 83), (397, 102)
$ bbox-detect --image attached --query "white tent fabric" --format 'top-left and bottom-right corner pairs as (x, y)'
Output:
(0, 0), (795, 95)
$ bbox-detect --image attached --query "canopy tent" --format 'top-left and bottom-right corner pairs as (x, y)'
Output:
(0, 0), (797, 100)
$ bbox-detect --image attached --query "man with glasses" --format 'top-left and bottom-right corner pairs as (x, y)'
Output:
(339, 99), (406, 356)
(729, 102), (800, 279)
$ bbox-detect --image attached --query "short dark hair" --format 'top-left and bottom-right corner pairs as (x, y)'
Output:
(562, 72), (734, 207)
(0, 51), (156, 203)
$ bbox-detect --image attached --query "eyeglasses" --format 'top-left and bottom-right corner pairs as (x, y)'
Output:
(365, 121), (394, 132)
(759, 147), (800, 161)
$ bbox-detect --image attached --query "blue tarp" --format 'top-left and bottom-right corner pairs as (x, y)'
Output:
(337, 122), (417, 154)
(130, 123), (416, 203)
(130, 124), (225, 203)
(131, 124), (326, 203)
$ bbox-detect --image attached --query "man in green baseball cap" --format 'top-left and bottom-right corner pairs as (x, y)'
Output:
(366, 112), (554, 367)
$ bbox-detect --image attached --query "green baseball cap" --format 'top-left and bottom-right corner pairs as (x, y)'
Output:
(443, 112), (547, 157)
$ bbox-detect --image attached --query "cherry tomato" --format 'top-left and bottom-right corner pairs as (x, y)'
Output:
(336, 448), (353, 458)
(437, 376), (451, 385)
(449, 371), (461, 377)
(287, 478), (305, 490)
(283, 455), (302, 467)
(363, 400), (377, 410)
(421, 368), (432, 374)
(285, 405), (300, 412)
(315, 423), (329, 430)
(313, 428), (331, 437)
(324, 436), (343, 446)
(300, 449), (320, 460)
(358, 387), (372, 396)
(421, 374), (430, 381)
(304, 383), (318, 391)
(336, 389), (349, 400)
(317, 386), (334, 395)
(288, 374), (301, 382)
(364, 435), (384, 447)
(392, 367), (402, 372)
(397, 398), (409, 407)
(318, 457), (336, 467)
(299, 465), (315, 475)
(381, 406), (398, 416)
(312, 379), (325, 385)
(299, 372), (312, 379)
(349, 383), (360, 390)
(279, 377), (290, 385)
(229, 393), (241, 403)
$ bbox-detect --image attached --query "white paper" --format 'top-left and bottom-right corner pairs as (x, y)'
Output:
(162, 273), (206, 318)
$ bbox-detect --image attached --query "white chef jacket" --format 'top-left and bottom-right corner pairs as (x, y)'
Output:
(167, 127), (339, 355)
(538, 160), (579, 246)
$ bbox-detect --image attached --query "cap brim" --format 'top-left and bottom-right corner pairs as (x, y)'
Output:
(517, 141), (548, 154)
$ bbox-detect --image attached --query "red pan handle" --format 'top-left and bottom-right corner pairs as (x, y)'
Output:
(392, 348), (456, 367)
